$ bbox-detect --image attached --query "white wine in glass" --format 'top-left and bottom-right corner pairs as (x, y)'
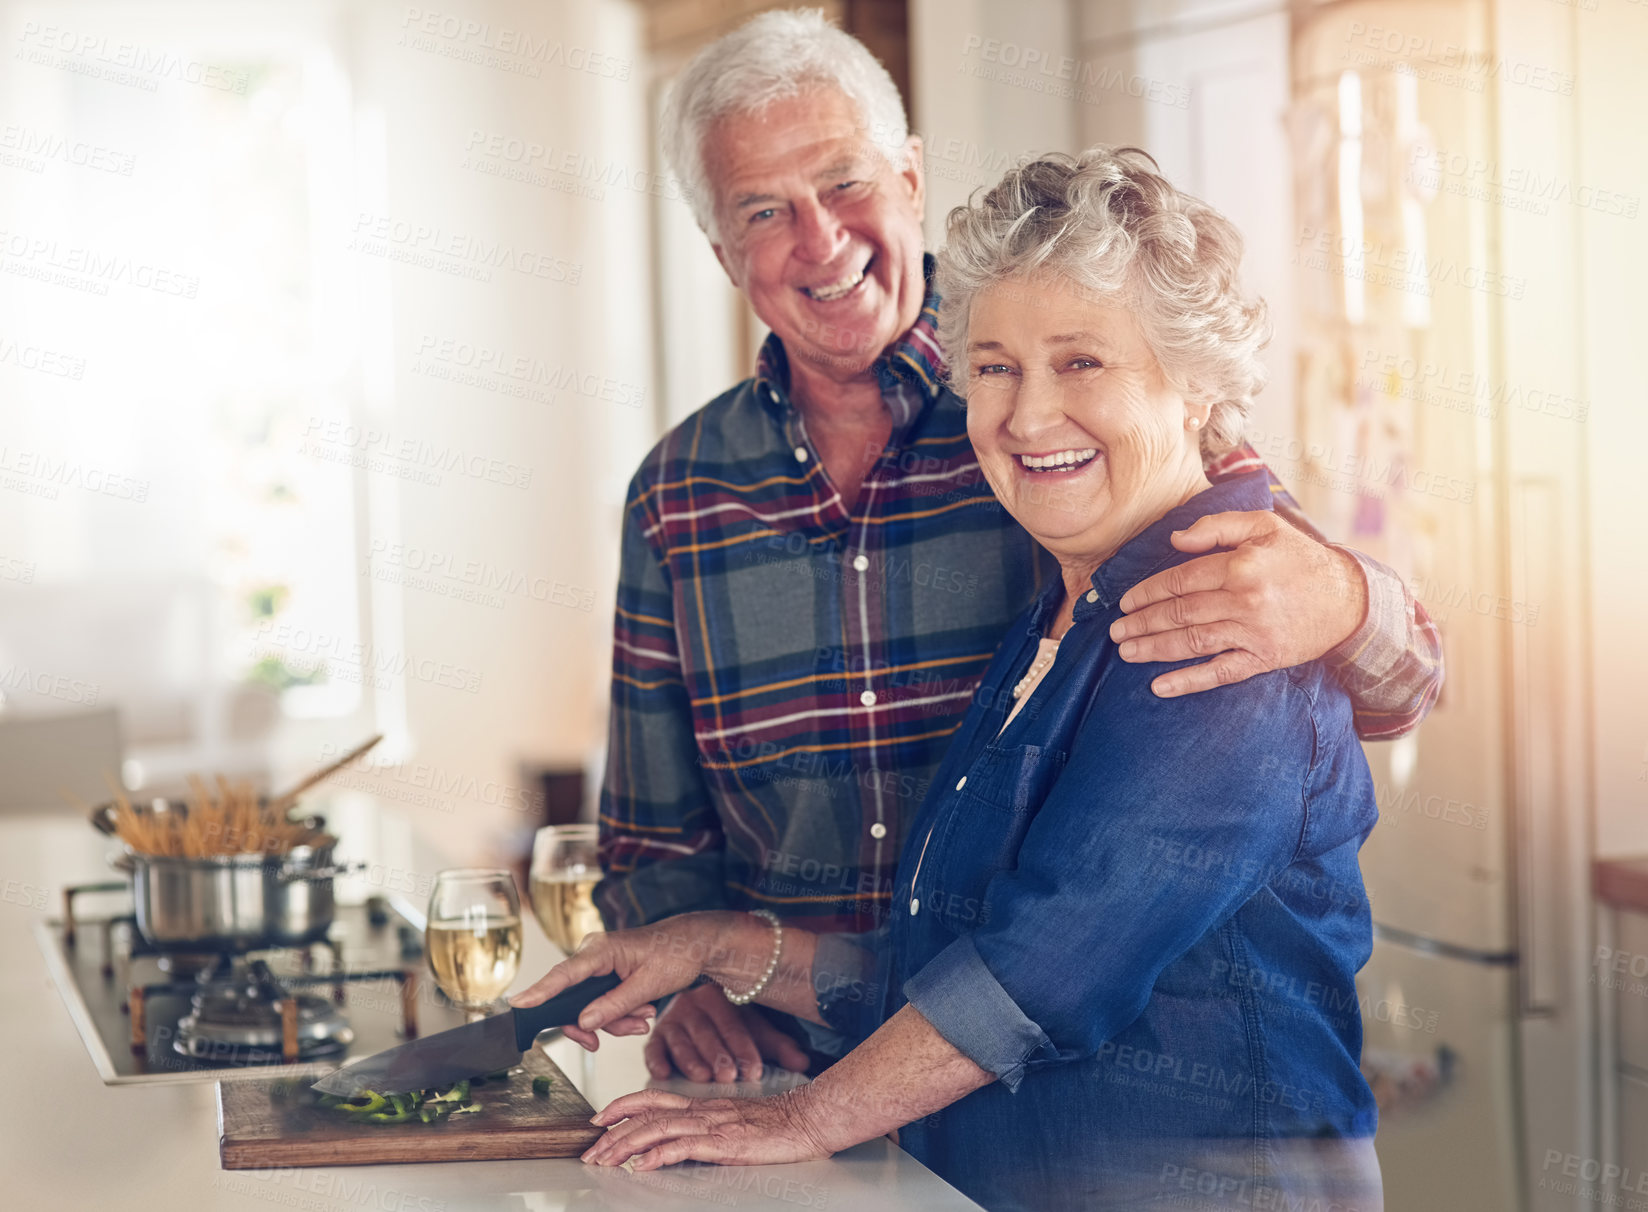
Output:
(530, 825), (603, 955)
(427, 869), (523, 1018)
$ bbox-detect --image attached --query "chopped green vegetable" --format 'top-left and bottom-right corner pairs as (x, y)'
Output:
(485, 1070), (510, 1082)
(317, 1078), (479, 1126)
(362, 1109), (415, 1123)
(532, 1076), (551, 1096)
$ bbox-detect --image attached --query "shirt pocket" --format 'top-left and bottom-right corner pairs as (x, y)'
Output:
(961, 741), (1068, 815)
(925, 743), (1067, 930)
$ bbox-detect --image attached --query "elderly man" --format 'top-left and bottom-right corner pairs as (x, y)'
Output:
(589, 9), (1440, 1084)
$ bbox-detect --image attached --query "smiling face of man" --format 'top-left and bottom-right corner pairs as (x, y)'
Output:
(963, 272), (1212, 572)
(703, 87), (927, 385)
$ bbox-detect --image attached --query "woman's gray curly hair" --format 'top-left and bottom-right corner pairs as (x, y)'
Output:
(935, 146), (1269, 455)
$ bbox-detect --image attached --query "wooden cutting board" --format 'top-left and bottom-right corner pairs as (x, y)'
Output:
(218, 1047), (601, 1169)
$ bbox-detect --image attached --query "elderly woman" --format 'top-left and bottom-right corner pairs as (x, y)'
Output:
(514, 148), (1382, 1211)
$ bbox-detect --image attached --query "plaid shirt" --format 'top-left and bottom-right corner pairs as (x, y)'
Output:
(596, 262), (1443, 934)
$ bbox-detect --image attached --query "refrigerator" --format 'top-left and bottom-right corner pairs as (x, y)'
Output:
(1288, 3), (1596, 1209)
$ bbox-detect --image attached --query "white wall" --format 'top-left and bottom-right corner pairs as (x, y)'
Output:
(909, 0), (1078, 245)
(0, 0), (659, 863)
(298, 0), (658, 860)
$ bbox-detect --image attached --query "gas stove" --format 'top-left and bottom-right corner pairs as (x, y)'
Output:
(37, 886), (474, 1085)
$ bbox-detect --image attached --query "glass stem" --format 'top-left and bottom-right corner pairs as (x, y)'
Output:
(580, 1042), (596, 1097)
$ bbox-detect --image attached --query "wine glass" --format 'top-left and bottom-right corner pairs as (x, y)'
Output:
(529, 826), (604, 1093)
(529, 825), (604, 957)
(426, 869), (523, 1022)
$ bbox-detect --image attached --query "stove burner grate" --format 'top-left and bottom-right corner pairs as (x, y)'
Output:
(172, 958), (355, 1062)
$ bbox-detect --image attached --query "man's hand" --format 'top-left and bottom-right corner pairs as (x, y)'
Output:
(1109, 510), (1369, 697)
(644, 983), (811, 1084)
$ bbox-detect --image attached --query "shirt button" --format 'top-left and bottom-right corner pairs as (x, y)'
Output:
(955, 776), (967, 791)
(870, 822), (887, 840)
(909, 898), (920, 917)
(852, 554), (869, 572)
(794, 446), (809, 463)
(860, 689), (877, 707)
(1085, 589), (1099, 603)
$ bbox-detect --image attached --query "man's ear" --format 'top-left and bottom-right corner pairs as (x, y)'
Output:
(901, 135), (926, 213)
(710, 240), (742, 292)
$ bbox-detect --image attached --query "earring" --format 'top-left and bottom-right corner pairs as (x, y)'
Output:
(1186, 417), (1202, 430)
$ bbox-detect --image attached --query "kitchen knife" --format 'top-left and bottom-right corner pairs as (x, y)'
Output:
(311, 972), (621, 1097)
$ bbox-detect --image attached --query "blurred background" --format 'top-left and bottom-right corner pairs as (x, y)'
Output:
(1, 0), (1644, 1206)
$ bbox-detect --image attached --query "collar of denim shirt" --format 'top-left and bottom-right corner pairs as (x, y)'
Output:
(1028, 468), (1278, 631)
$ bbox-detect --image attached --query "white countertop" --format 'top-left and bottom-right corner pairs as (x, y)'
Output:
(0, 807), (982, 1211)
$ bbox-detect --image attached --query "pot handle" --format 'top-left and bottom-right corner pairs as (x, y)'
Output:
(277, 858), (368, 883)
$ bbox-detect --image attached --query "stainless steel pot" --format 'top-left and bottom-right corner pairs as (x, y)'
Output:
(113, 844), (360, 950)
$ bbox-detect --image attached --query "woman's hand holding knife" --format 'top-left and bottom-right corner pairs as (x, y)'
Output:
(508, 911), (824, 1051)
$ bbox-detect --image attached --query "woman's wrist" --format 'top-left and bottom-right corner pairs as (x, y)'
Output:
(775, 1080), (879, 1155)
(700, 909), (780, 990)
(677, 911), (821, 1021)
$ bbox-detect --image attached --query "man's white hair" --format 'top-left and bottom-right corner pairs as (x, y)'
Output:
(660, 7), (909, 242)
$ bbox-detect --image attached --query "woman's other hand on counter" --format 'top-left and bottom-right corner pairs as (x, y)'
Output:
(581, 1086), (841, 1170)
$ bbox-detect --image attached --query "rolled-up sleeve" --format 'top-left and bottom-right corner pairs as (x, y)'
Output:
(902, 663), (1317, 1087)
(1326, 547), (1444, 741)
(903, 934), (1055, 1092)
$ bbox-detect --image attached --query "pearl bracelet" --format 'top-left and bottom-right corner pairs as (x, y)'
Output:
(718, 908), (782, 1006)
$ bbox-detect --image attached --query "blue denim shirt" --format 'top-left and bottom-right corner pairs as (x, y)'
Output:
(815, 472), (1382, 1211)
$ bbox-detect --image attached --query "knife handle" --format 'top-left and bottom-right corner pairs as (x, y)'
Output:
(512, 972), (623, 1050)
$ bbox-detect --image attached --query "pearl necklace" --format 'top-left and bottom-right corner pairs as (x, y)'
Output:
(1012, 641), (1061, 701)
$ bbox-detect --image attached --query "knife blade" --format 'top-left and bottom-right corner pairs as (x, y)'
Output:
(311, 972), (622, 1097)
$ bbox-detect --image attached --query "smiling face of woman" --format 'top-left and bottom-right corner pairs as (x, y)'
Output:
(964, 273), (1213, 574)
